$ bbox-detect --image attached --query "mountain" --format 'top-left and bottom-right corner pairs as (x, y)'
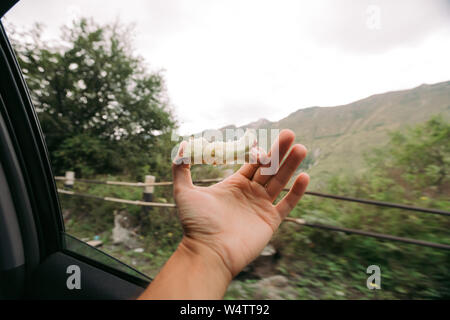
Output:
(228, 81), (450, 188)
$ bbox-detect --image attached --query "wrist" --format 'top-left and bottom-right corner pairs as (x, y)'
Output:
(178, 236), (233, 294)
(139, 237), (232, 299)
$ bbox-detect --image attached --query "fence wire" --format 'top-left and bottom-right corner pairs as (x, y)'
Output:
(57, 188), (450, 251)
(55, 176), (450, 216)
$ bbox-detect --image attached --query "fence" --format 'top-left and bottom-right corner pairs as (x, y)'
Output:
(55, 171), (450, 250)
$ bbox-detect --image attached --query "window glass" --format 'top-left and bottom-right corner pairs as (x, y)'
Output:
(63, 233), (150, 282)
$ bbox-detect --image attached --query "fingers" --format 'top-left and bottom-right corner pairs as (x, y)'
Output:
(237, 163), (259, 180)
(172, 141), (193, 191)
(266, 144), (307, 201)
(252, 129), (295, 186)
(236, 146), (268, 180)
(276, 173), (310, 219)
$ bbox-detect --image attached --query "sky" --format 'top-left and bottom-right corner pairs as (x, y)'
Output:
(3, 0), (450, 135)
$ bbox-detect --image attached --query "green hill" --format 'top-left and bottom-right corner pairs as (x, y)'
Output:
(226, 81), (450, 188)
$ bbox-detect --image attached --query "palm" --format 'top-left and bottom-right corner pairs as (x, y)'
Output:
(173, 130), (309, 276)
(175, 174), (280, 275)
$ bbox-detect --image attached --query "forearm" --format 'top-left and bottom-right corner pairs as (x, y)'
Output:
(138, 237), (232, 300)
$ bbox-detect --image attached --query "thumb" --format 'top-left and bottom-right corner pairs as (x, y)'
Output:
(172, 141), (193, 191)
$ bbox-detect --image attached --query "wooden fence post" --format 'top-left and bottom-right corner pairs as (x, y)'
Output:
(64, 171), (75, 189)
(143, 175), (155, 223)
(143, 175), (155, 203)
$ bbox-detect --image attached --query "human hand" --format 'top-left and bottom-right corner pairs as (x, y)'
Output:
(173, 129), (309, 278)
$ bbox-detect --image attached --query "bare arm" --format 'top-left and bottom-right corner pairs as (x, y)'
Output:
(138, 129), (309, 299)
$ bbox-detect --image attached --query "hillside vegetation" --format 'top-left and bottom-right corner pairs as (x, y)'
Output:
(223, 81), (450, 188)
(60, 116), (450, 299)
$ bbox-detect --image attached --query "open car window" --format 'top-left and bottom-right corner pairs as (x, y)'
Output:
(1, 3), (169, 280)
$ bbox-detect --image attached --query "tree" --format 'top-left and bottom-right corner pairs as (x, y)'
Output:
(365, 115), (450, 194)
(388, 116), (449, 190)
(9, 18), (175, 177)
